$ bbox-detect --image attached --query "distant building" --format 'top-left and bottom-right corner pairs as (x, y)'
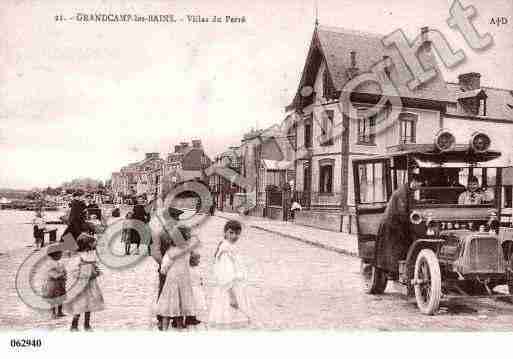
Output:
(110, 152), (163, 203)
(162, 139), (211, 189)
(209, 146), (242, 211)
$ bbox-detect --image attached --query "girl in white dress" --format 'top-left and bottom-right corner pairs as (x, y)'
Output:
(155, 225), (200, 330)
(65, 233), (105, 331)
(208, 220), (251, 329)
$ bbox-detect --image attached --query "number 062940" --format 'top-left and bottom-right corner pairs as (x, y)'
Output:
(10, 338), (42, 348)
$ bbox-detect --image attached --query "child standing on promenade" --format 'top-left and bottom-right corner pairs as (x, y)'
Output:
(65, 234), (105, 331)
(33, 211), (45, 250)
(155, 225), (200, 330)
(42, 245), (67, 318)
(208, 220), (252, 329)
(122, 211), (134, 255)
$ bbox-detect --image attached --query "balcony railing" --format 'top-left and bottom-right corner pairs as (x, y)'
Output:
(310, 192), (343, 206)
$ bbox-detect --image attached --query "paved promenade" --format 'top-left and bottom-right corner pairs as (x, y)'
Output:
(214, 211), (358, 257)
(4, 212), (513, 331)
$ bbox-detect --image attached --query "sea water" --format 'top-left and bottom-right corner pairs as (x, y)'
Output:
(0, 209), (66, 254)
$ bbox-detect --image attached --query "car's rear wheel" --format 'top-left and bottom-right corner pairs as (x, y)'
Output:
(414, 249), (441, 315)
(361, 260), (387, 294)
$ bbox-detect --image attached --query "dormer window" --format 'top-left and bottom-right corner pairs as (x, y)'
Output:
(457, 89), (487, 116)
(480, 98), (487, 116)
(322, 68), (331, 99)
(304, 114), (313, 149)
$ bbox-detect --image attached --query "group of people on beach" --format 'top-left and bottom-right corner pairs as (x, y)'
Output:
(39, 193), (252, 331)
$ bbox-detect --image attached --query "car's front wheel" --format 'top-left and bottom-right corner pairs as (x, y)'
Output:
(414, 249), (441, 315)
(361, 260), (387, 294)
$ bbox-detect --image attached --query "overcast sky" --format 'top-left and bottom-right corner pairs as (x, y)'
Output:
(1, 0), (512, 189)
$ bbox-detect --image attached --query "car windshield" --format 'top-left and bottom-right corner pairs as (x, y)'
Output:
(413, 167), (498, 206)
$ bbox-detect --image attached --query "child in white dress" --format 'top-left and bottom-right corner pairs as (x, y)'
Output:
(208, 220), (251, 329)
(33, 212), (46, 250)
(155, 225), (200, 330)
(65, 233), (105, 331)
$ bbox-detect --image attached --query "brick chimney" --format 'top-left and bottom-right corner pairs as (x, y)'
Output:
(421, 26), (431, 51)
(383, 55), (391, 79)
(145, 152), (159, 160)
(458, 72), (481, 90)
(347, 51), (359, 79)
(350, 51), (356, 68)
(192, 139), (202, 149)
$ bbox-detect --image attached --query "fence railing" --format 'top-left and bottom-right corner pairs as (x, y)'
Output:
(293, 191), (344, 209)
(310, 192), (343, 206)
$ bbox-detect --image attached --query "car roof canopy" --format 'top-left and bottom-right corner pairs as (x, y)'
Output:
(361, 144), (502, 167)
(411, 150), (502, 167)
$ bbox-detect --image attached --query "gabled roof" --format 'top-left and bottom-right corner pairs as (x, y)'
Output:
(446, 83), (513, 120)
(291, 25), (450, 108)
(136, 157), (164, 170)
(365, 143), (502, 164)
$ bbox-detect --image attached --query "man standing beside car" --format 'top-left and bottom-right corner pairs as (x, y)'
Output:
(374, 174), (423, 277)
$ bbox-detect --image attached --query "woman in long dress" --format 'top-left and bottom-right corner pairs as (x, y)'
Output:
(208, 220), (251, 329)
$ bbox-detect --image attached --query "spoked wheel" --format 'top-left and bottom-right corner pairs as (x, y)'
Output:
(361, 260), (388, 294)
(414, 249), (441, 315)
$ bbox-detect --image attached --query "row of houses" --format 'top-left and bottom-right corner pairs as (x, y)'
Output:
(111, 140), (211, 203)
(210, 24), (513, 232)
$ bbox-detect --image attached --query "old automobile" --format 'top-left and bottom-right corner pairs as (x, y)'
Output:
(353, 130), (513, 315)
